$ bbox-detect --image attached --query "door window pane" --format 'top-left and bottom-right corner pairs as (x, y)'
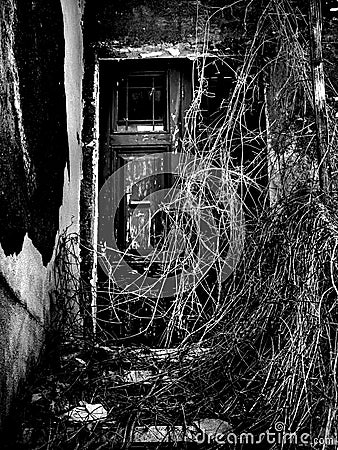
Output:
(116, 73), (166, 132)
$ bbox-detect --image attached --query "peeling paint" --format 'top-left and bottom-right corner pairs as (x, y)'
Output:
(0, 236), (49, 322)
(98, 43), (221, 60)
(0, 0), (83, 433)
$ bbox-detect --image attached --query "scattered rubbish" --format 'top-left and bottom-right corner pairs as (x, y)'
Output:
(124, 370), (153, 383)
(62, 401), (108, 423)
(31, 393), (43, 403)
(133, 425), (190, 443)
(74, 357), (86, 366)
(193, 418), (232, 440)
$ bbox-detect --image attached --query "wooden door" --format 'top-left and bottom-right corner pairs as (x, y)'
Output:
(113, 148), (171, 266)
(98, 59), (192, 344)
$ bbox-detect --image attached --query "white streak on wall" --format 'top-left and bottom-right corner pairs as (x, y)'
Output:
(59, 0), (84, 235)
(91, 61), (100, 334)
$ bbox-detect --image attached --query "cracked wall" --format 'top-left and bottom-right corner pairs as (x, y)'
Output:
(0, 0), (83, 433)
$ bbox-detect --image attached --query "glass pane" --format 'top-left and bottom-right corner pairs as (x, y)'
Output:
(128, 75), (152, 88)
(116, 73), (166, 131)
(154, 89), (164, 121)
(129, 89), (153, 121)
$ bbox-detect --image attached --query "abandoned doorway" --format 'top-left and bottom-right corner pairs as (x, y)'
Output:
(96, 57), (245, 346)
(97, 58), (195, 345)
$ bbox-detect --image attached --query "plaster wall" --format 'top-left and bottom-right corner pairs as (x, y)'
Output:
(0, 0), (83, 433)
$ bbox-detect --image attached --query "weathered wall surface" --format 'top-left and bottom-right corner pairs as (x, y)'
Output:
(0, 245), (47, 431)
(98, 0), (205, 46)
(0, 0), (83, 434)
(94, 0), (268, 57)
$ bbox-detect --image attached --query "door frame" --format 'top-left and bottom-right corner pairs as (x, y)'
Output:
(81, 56), (193, 338)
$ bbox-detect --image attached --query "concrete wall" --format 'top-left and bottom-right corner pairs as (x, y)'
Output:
(0, 0), (83, 433)
(94, 0), (269, 57)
